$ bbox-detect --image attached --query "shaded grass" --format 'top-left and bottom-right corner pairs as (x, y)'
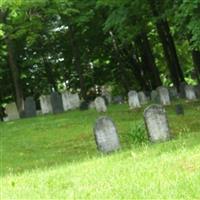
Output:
(1, 101), (200, 199)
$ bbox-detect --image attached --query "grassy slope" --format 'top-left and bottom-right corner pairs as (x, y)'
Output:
(1, 102), (200, 199)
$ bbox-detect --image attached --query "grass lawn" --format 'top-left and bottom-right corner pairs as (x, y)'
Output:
(1, 101), (200, 199)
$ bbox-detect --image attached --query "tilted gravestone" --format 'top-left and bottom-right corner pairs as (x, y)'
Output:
(50, 92), (64, 114)
(169, 87), (178, 100)
(144, 104), (170, 142)
(138, 91), (148, 105)
(5, 102), (20, 121)
(157, 86), (171, 105)
(94, 97), (107, 112)
(94, 116), (120, 153)
(194, 85), (200, 99)
(128, 91), (141, 109)
(151, 90), (160, 103)
(175, 104), (184, 115)
(40, 95), (53, 114)
(185, 85), (197, 101)
(24, 97), (37, 117)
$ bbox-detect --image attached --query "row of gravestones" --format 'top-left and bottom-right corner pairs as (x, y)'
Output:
(4, 91), (80, 121)
(94, 104), (170, 153)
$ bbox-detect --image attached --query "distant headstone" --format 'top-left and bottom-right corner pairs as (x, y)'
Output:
(185, 85), (197, 101)
(113, 96), (123, 104)
(94, 97), (107, 112)
(194, 85), (200, 99)
(70, 93), (80, 109)
(179, 82), (187, 98)
(80, 101), (89, 111)
(24, 97), (37, 117)
(50, 92), (64, 114)
(144, 104), (170, 142)
(175, 104), (184, 115)
(102, 89), (112, 104)
(88, 101), (95, 109)
(169, 87), (178, 100)
(157, 86), (171, 105)
(40, 95), (53, 114)
(128, 91), (141, 109)
(94, 116), (120, 153)
(151, 90), (160, 103)
(138, 91), (148, 105)
(5, 102), (19, 121)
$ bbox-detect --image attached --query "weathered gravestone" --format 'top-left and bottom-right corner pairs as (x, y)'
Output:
(194, 85), (200, 99)
(102, 89), (112, 104)
(5, 102), (20, 121)
(185, 85), (197, 101)
(175, 104), (184, 115)
(24, 97), (37, 117)
(70, 93), (80, 109)
(144, 104), (170, 142)
(94, 116), (120, 153)
(128, 91), (141, 109)
(94, 97), (107, 112)
(138, 91), (148, 105)
(151, 90), (160, 103)
(169, 87), (178, 100)
(62, 91), (80, 111)
(50, 92), (64, 114)
(88, 101), (95, 109)
(80, 101), (89, 111)
(157, 86), (171, 105)
(113, 96), (123, 104)
(40, 95), (53, 114)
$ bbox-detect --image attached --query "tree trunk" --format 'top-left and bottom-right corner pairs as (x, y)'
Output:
(192, 50), (200, 83)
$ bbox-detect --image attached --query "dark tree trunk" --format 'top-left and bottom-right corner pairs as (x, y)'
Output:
(192, 50), (200, 83)
(6, 38), (24, 114)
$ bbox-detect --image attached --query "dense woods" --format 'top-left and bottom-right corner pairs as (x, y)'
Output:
(0, 0), (200, 116)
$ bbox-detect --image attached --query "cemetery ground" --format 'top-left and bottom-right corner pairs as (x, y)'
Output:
(1, 101), (200, 199)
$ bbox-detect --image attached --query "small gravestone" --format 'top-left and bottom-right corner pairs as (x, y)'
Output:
(112, 96), (123, 104)
(40, 95), (53, 114)
(157, 86), (171, 105)
(194, 85), (200, 99)
(185, 85), (197, 101)
(175, 104), (184, 115)
(94, 97), (107, 112)
(5, 102), (20, 121)
(80, 101), (89, 111)
(50, 92), (64, 114)
(128, 91), (141, 109)
(24, 97), (37, 117)
(94, 116), (120, 153)
(151, 90), (160, 103)
(61, 91), (72, 111)
(169, 87), (178, 100)
(144, 104), (170, 142)
(88, 101), (95, 109)
(70, 93), (80, 109)
(138, 91), (148, 105)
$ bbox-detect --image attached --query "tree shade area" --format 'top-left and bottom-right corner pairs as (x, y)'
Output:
(0, 0), (200, 116)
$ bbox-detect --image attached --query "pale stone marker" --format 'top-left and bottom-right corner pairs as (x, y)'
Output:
(62, 92), (80, 111)
(157, 86), (171, 105)
(24, 97), (36, 117)
(94, 116), (120, 153)
(144, 104), (170, 142)
(94, 97), (107, 112)
(70, 93), (80, 109)
(5, 102), (19, 121)
(185, 85), (197, 101)
(128, 91), (141, 109)
(138, 91), (148, 105)
(50, 92), (64, 114)
(40, 95), (53, 114)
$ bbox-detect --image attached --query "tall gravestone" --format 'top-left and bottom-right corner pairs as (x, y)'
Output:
(128, 91), (141, 109)
(5, 102), (20, 121)
(94, 97), (107, 112)
(40, 95), (53, 114)
(62, 92), (80, 111)
(138, 91), (148, 105)
(24, 97), (37, 117)
(144, 104), (170, 142)
(151, 90), (160, 103)
(94, 116), (120, 153)
(70, 93), (80, 109)
(157, 86), (171, 105)
(185, 85), (197, 101)
(50, 92), (64, 114)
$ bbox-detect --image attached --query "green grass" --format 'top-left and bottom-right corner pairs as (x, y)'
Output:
(1, 101), (200, 199)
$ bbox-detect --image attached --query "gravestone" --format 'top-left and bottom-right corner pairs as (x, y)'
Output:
(88, 101), (95, 109)
(70, 93), (80, 109)
(138, 91), (148, 105)
(24, 97), (37, 117)
(175, 104), (184, 115)
(151, 90), (160, 103)
(157, 86), (171, 105)
(94, 97), (107, 112)
(113, 96), (123, 104)
(144, 104), (170, 142)
(169, 87), (178, 100)
(179, 82), (187, 98)
(62, 92), (80, 111)
(50, 92), (64, 114)
(94, 116), (120, 153)
(40, 95), (53, 114)
(102, 89), (112, 104)
(185, 85), (197, 101)
(194, 85), (200, 99)
(80, 101), (89, 111)
(5, 102), (20, 121)
(128, 91), (141, 109)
